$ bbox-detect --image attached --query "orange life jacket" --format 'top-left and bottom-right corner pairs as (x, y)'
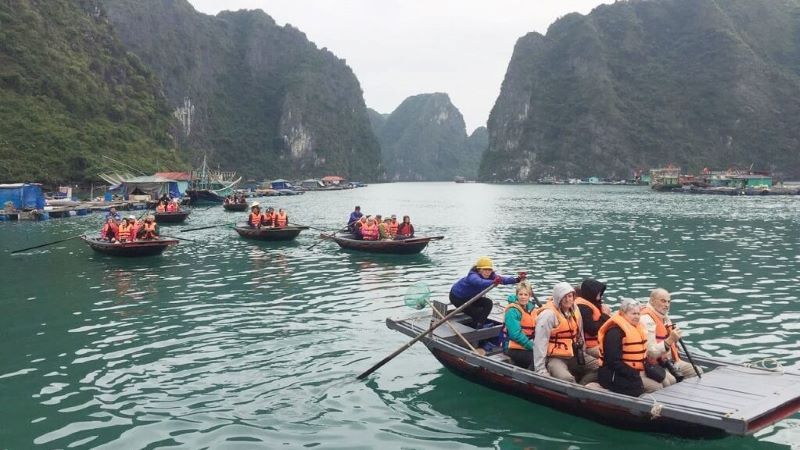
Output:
(640, 306), (681, 361)
(249, 212), (262, 226)
(101, 222), (117, 239)
(389, 221), (398, 236)
(575, 297), (602, 349)
(362, 223), (379, 240)
(262, 212), (274, 226)
(597, 312), (648, 371)
(503, 303), (537, 351)
(544, 301), (582, 358)
(275, 212), (287, 227)
(142, 222), (157, 238)
(156, 204), (166, 213)
(118, 223), (132, 241)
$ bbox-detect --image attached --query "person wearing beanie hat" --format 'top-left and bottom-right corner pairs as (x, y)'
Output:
(449, 257), (524, 329)
(575, 279), (611, 358)
(532, 282), (599, 383)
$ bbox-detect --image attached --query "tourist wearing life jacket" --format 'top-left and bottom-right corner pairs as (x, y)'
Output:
(640, 288), (702, 380)
(127, 216), (139, 242)
(361, 217), (380, 241)
(262, 207), (276, 227)
(139, 216), (159, 240)
(117, 217), (135, 242)
(166, 200), (178, 212)
(248, 203), (262, 228)
(389, 215), (399, 238)
(575, 279), (611, 358)
(396, 215), (415, 239)
(532, 282), (599, 383)
(275, 209), (288, 228)
(155, 202), (167, 213)
(101, 217), (118, 242)
(379, 218), (392, 240)
(597, 298), (662, 396)
(503, 281), (538, 369)
(449, 257), (522, 329)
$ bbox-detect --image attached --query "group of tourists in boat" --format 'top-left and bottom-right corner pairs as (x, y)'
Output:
(224, 193), (247, 205)
(99, 207), (160, 243)
(346, 205), (415, 240)
(155, 197), (182, 213)
(451, 256), (700, 397)
(247, 202), (289, 228)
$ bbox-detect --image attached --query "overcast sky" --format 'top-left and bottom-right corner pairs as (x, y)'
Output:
(187, 0), (613, 132)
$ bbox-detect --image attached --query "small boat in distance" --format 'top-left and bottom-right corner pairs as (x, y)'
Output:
(154, 211), (190, 223)
(81, 236), (178, 257)
(186, 156), (241, 204)
(233, 224), (308, 241)
(324, 233), (443, 255)
(386, 303), (800, 437)
(223, 202), (248, 212)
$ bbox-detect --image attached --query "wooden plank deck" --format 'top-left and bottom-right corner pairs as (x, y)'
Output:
(650, 365), (800, 420)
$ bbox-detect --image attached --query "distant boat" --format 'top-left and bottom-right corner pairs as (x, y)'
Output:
(154, 211), (190, 224)
(185, 156), (241, 205)
(323, 233), (444, 255)
(233, 224), (308, 241)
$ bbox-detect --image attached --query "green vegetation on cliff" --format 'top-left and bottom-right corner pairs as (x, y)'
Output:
(481, 0), (800, 181)
(103, 0), (381, 180)
(374, 93), (486, 181)
(0, 0), (184, 184)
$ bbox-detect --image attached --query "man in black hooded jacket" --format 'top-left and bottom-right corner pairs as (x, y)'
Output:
(575, 279), (612, 358)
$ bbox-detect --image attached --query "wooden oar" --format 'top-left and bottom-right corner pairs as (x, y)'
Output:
(307, 228), (347, 250)
(401, 235), (445, 244)
(179, 222), (237, 233)
(678, 338), (702, 379)
(289, 222), (329, 233)
(357, 282), (497, 380)
(160, 235), (195, 242)
(11, 234), (84, 254)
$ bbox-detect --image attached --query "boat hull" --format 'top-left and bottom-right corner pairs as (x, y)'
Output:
(186, 190), (225, 205)
(223, 203), (248, 212)
(154, 211), (190, 223)
(234, 225), (307, 241)
(81, 237), (178, 257)
(330, 233), (442, 255)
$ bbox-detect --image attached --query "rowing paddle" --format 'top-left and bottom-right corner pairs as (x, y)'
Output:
(357, 282), (498, 380)
(400, 235), (445, 244)
(678, 338), (702, 379)
(289, 222), (327, 233)
(307, 227), (347, 250)
(12, 234), (85, 254)
(179, 222), (237, 233)
(160, 235), (195, 242)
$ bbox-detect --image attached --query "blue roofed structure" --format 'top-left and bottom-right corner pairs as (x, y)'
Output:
(0, 183), (45, 210)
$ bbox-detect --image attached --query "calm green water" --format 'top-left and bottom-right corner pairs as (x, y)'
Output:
(1, 183), (799, 449)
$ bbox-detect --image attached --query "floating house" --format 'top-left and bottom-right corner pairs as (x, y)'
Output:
(155, 172), (191, 196)
(0, 183), (45, 210)
(120, 175), (180, 201)
(321, 175), (345, 186)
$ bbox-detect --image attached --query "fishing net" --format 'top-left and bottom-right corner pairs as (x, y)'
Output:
(403, 282), (431, 309)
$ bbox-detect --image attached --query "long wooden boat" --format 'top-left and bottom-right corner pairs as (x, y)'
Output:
(326, 233), (443, 255)
(233, 224), (308, 241)
(81, 236), (178, 257)
(154, 211), (190, 223)
(223, 202), (248, 212)
(385, 303), (800, 437)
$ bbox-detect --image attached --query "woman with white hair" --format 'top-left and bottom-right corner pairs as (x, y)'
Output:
(597, 298), (672, 396)
(532, 282), (599, 383)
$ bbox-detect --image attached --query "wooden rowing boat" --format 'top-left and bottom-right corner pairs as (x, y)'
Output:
(386, 302), (800, 437)
(154, 211), (190, 223)
(223, 202), (248, 212)
(81, 236), (178, 257)
(233, 224), (308, 241)
(325, 233), (443, 255)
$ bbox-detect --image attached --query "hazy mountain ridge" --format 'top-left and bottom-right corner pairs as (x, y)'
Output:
(480, 0), (800, 181)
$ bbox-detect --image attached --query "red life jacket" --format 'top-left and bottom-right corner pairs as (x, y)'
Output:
(166, 202), (177, 212)
(398, 222), (413, 236)
(362, 223), (379, 240)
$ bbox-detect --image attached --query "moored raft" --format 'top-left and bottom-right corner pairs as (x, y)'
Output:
(81, 236), (178, 257)
(325, 233), (443, 255)
(233, 224), (308, 241)
(223, 202), (248, 212)
(386, 304), (800, 437)
(154, 211), (190, 224)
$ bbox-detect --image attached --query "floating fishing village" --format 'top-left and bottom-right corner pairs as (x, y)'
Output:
(2, 1), (800, 449)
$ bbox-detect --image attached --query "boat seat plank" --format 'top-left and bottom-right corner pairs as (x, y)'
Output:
(430, 315), (502, 343)
(651, 366), (800, 420)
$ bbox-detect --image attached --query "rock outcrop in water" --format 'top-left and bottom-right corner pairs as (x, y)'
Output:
(480, 0), (800, 181)
(373, 93), (486, 181)
(102, 0), (381, 180)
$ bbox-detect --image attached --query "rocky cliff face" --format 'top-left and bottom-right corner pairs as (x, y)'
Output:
(481, 0), (800, 181)
(102, 0), (381, 180)
(374, 93), (485, 181)
(0, 0), (184, 183)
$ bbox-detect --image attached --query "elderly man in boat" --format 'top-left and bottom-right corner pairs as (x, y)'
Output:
(533, 282), (599, 383)
(640, 288), (702, 381)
